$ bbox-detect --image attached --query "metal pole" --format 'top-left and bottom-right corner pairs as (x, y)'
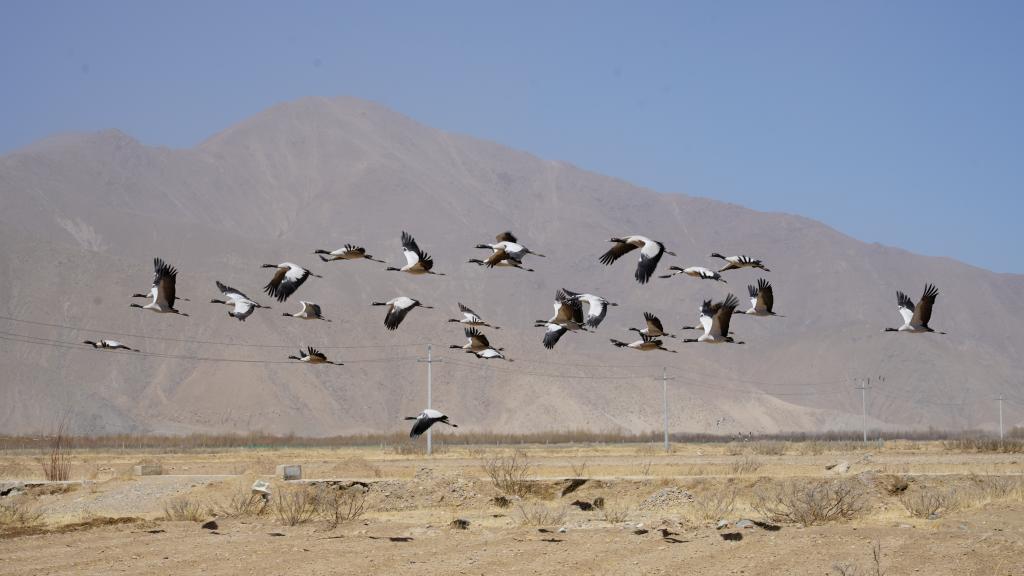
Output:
(855, 378), (871, 443)
(427, 345), (433, 456)
(998, 394), (1004, 441)
(662, 368), (669, 453)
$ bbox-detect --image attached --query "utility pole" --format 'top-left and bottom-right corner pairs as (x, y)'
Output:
(655, 368), (676, 453)
(855, 378), (872, 443)
(417, 345), (442, 456)
(997, 394), (1005, 441)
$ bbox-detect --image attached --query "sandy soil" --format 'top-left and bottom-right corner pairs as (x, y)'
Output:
(2, 443), (1023, 575)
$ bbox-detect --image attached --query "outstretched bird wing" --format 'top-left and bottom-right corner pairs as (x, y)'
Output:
(599, 240), (638, 265)
(635, 240), (666, 284)
(913, 284), (938, 327)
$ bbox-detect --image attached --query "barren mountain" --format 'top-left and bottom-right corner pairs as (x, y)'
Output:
(1, 96), (1021, 436)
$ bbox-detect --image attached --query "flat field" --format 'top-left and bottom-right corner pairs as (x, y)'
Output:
(1, 441), (1023, 575)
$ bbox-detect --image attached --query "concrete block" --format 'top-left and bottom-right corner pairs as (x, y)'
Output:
(276, 464), (302, 480)
(133, 464), (162, 476)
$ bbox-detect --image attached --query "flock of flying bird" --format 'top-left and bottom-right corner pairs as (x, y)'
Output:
(84, 231), (946, 437)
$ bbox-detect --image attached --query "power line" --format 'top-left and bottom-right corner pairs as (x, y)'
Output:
(0, 315), (428, 350)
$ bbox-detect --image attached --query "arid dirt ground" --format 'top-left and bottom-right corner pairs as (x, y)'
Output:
(2, 441), (1023, 575)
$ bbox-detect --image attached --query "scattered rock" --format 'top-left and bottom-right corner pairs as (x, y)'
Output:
(557, 527), (567, 533)
(633, 529), (649, 535)
(825, 461), (851, 474)
(561, 478), (588, 497)
(570, 500), (593, 511)
(716, 520), (730, 530)
(449, 518), (470, 530)
(638, 487), (693, 511)
(720, 532), (743, 541)
(201, 520), (218, 531)
(735, 519), (755, 529)
(592, 497), (605, 510)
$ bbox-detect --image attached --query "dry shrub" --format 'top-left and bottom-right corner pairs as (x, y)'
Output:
(942, 438), (1024, 453)
(317, 485), (367, 528)
(481, 450), (532, 497)
(274, 484), (319, 526)
(0, 499), (43, 528)
(41, 416), (73, 481)
(730, 455), (761, 475)
(899, 487), (958, 518)
(832, 541), (886, 576)
(724, 443), (745, 456)
(569, 459), (589, 478)
(600, 499), (632, 523)
(517, 502), (567, 526)
(753, 480), (865, 525)
(218, 491), (269, 517)
(634, 459), (654, 477)
(162, 495), (206, 522)
(797, 441), (826, 456)
(687, 487), (737, 524)
(492, 495), (511, 508)
(0, 459), (35, 480)
(878, 474), (909, 495)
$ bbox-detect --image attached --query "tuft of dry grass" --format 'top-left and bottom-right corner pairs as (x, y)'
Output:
(162, 495), (206, 522)
(0, 499), (43, 528)
(600, 499), (632, 523)
(481, 449), (532, 497)
(517, 502), (567, 527)
(942, 438), (1024, 453)
(687, 487), (737, 524)
(749, 441), (786, 456)
(729, 455), (761, 475)
(568, 459), (589, 478)
(217, 491), (269, 518)
(753, 480), (865, 525)
(274, 484), (319, 526)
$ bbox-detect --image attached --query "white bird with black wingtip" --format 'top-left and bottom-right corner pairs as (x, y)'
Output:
(534, 290), (588, 349)
(261, 262), (321, 302)
(386, 232), (444, 275)
(470, 231), (545, 271)
(681, 295), (744, 345)
(211, 281), (269, 322)
(599, 235), (676, 284)
(883, 284), (945, 334)
(283, 301), (330, 322)
(629, 312), (676, 339)
(287, 346), (342, 365)
(736, 278), (782, 317)
(83, 339), (139, 352)
(659, 266), (727, 283)
(448, 303), (500, 329)
(314, 244), (385, 263)
(609, 333), (676, 353)
(405, 409), (457, 438)
(130, 258), (188, 316)
(561, 288), (617, 328)
(710, 253), (770, 273)
(372, 297), (432, 330)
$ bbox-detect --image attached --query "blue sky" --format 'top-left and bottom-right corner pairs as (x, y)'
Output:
(2, 1), (1022, 272)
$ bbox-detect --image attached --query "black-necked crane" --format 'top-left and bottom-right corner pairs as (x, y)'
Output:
(132, 287), (190, 302)
(681, 294), (744, 344)
(372, 296), (432, 330)
(467, 254), (534, 272)
(211, 281), (268, 322)
(283, 301), (330, 322)
(314, 244), (385, 263)
(82, 339), (138, 352)
(659, 266), (727, 283)
(287, 346), (342, 365)
(473, 347), (508, 360)
(405, 409), (457, 438)
(609, 334), (676, 352)
(599, 235), (676, 284)
(473, 231), (545, 268)
(261, 262), (321, 302)
(447, 303), (500, 329)
(449, 327), (501, 353)
(533, 290), (587, 349)
(386, 232), (444, 275)
(710, 253), (770, 273)
(130, 258), (188, 316)
(629, 312), (676, 338)
(883, 284), (945, 334)
(737, 278), (782, 317)
(561, 288), (617, 328)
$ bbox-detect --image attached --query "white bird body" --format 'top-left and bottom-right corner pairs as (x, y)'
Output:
(315, 244), (383, 262)
(610, 334), (675, 352)
(82, 339), (138, 352)
(739, 278), (779, 317)
(474, 232), (545, 268)
(711, 253), (770, 273)
(130, 258), (187, 316)
(373, 296), (431, 330)
(448, 303), (499, 328)
(405, 409), (457, 438)
(629, 312), (675, 338)
(283, 301), (330, 321)
(884, 284), (944, 334)
(473, 348), (507, 360)
(683, 295), (744, 344)
(561, 288), (617, 328)
(211, 281), (267, 321)
(387, 232), (442, 275)
(288, 346), (342, 365)
(599, 235), (675, 284)
(450, 327), (497, 353)
(660, 266), (726, 283)
(261, 262), (320, 303)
